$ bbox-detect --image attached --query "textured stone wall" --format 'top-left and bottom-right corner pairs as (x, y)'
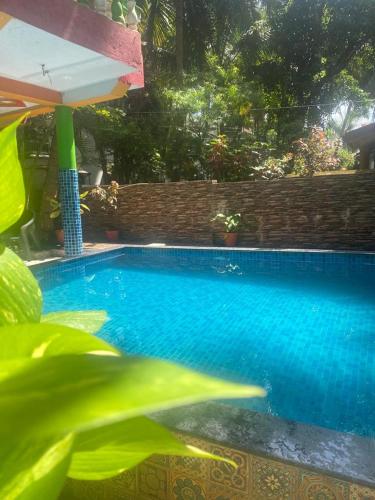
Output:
(84, 172), (375, 250)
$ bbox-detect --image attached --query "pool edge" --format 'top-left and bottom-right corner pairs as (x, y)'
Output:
(153, 402), (375, 489)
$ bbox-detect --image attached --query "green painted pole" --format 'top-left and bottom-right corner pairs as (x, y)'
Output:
(56, 106), (77, 169)
(55, 106), (83, 256)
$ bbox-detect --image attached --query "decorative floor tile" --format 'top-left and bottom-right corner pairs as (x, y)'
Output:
(297, 471), (350, 500)
(208, 443), (249, 492)
(170, 474), (207, 500)
(350, 484), (375, 500)
(174, 432), (212, 452)
(206, 481), (250, 500)
(170, 435), (211, 481)
(148, 454), (170, 467)
(250, 455), (298, 499)
(138, 462), (168, 499)
(115, 469), (137, 495)
(60, 479), (105, 500)
(170, 454), (209, 481)
(62, 474), (137, 500)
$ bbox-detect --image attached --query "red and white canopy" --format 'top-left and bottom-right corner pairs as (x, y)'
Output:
(0, 0), (144, 125)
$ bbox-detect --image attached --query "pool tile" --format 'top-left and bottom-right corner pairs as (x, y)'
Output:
(34, 246), (375, 437)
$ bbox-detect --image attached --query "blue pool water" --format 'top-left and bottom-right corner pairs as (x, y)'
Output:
(35, 248), (375, 437)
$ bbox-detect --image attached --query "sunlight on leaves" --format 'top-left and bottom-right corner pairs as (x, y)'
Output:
(0, 354), (265, 440)
(0, 116), (26, 234)
(0, 323), (118, 362)
(0, 434), (73, 500)
(0, 247), (42, 326)
(69, 416), (236, 480)
(41, 311), (108, 334)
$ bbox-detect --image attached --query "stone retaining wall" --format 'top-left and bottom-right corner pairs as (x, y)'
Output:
(84, 172), (375, 250)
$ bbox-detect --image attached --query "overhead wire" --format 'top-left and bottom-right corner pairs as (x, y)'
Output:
(123, 98), (375, 115)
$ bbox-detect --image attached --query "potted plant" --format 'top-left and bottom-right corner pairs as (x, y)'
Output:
(211, 212), (242, 247)
(89, 181), (120, 241)
(48, 192), (90, 244)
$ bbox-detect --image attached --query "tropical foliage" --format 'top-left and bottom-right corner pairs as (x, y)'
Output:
(21, 1), (375, 194)
(0, 119), (264, 498)
(290, 127), (355, 177)
(212, 213), (242, 233)
(90, 181), (120, 213)
(48, 191), (90, 220)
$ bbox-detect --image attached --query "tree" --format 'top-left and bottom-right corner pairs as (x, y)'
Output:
(175, 0), (183, 81)
(22, 0), (375, 186)
(239, 0), (375, 144)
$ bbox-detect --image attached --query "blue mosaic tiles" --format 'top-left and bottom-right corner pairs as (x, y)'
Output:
(34, 247), (375, 437)
(58, 169), (83, 257)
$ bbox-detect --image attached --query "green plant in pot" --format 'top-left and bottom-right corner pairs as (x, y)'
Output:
(212, 212), (242, 247)
(90, 181), (120, 241)
(48, 192), (90, 244)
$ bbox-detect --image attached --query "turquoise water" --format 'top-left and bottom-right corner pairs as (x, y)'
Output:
(37, 249), (375, 437)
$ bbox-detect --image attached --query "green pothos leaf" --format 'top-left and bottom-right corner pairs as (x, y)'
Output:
(0, 434), (73, 500)
(0, 116), (26, 234)
(41, 311), (108, 334)
(0, 323), (118, 362)
(0, 354), (265, 440)
(69, 416), (235, 480)
(0, 247), (42, 326)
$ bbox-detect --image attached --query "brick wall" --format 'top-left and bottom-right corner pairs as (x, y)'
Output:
(84, 172), (375, 250)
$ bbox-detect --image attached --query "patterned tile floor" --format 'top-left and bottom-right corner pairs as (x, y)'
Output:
(62, 433), (375, 500)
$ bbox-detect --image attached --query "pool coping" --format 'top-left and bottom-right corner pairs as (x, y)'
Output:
(31, 244), (375, 488)
(28, 243), (375, 271)
(152, 402), (375, 489)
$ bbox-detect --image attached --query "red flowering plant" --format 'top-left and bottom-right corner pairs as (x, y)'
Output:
(291, 127), (341, 176)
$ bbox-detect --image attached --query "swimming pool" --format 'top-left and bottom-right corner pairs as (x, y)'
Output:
(35, 247), (375, 438)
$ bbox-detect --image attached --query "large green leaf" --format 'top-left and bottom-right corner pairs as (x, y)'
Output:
(0, 354), (265, 439)
(41, 311), (108, 334)
(0, 434), (73, 500)
(0, 323), (118, 362)
(69, 416), (233, 480)
(0, 247), (42, 326)
(0, 116), (26, 234)
(0, 359), (34, 383)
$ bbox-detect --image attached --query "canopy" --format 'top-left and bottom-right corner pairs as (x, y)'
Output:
(0, 0), (144, 126)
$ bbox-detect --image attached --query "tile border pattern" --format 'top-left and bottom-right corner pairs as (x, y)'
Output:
(32, 244), (375, 275)
(62, 433), (375, 500)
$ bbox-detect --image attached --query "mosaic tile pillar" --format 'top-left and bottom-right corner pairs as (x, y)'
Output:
(56, 106), (83, 257)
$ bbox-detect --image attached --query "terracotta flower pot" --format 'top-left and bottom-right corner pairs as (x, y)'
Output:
(224, 232), (238, 247)
(55, 229), (64, 244)
(105, 230), (120, 242)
